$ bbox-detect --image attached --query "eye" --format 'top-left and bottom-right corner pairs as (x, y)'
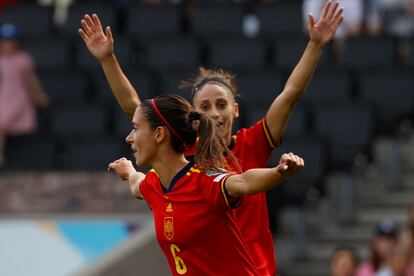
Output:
(217, 102), (227, 109)
(200, 104), (209, 111)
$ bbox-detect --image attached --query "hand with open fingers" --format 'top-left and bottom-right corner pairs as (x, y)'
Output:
(108, 157), (136, 181)
(308, 0), (344, 46)
(78, 13), (114, 62)
(277, 152), (304, 176)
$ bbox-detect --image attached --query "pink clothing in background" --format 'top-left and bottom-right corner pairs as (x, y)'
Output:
(355, 262), (375, 276)
(0, 51), (37, 134)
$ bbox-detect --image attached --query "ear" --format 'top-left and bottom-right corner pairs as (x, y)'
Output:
(154, 126), (168, 144)
(233, 102), (240, 119)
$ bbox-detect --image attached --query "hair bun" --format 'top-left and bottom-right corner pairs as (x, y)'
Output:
(188, 111), (201, 122)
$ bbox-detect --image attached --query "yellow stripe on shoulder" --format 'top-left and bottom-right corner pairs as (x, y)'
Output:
(186, 167), (201, 176)
(220, 174), (232, 208)
(149, 169), (159, 177)
(262, 118), (276, 148)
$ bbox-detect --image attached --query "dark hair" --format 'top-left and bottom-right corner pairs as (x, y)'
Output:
(180, 67), (240, 101)
(140, 94), (236, 172)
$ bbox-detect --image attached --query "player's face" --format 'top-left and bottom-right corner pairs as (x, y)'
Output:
(126, 107), (158, 167)
(193, 83), (239, 144)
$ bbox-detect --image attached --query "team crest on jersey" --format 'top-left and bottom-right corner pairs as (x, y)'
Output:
(164, 217), (174, 240)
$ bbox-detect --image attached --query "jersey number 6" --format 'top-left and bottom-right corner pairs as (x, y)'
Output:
(170, 244), (187, 274)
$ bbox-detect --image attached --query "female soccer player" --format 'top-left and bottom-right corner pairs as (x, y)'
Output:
(108, 94), (304, 276)
(79, 1), (343, 274)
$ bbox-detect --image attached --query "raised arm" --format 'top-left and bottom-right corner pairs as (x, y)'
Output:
(79, 14), (139, 118)
(265, 0), (344, 142)
(225, 153), (304, 197)
(108, 157), (145, 199)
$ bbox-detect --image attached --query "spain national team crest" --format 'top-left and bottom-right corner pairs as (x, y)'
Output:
(164, 217), (174, 240)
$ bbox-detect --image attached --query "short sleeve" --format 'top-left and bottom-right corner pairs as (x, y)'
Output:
(235, 118), (280, 164)
(200, 172), (241, 210)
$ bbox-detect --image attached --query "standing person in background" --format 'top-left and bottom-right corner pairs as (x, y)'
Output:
(108, 94), (304, 275)
(396, 203), (414, 275)
(303, 0), (362, 62)
(355, 220), (399, 276)
(0, 23), (49, 167)
(79, 1), (343, 274)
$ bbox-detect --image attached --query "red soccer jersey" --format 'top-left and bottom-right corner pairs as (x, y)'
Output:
(228, 119), (278, 276)
(185, 119), (279, 275)
(139, 160), (258, 276)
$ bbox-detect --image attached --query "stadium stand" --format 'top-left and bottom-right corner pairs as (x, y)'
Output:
(3, 1), (414, 275)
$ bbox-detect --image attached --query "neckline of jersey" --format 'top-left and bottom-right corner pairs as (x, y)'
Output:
(161, 159), (196, 194)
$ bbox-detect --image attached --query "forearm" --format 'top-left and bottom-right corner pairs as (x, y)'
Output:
(265, 41), (324, 140)
(241, 166), (288, 195)
(127, 171), (145, 199)
(227, 166), (287, 197)
(282, 41), (324, 102)
(100, 54), (140, 118)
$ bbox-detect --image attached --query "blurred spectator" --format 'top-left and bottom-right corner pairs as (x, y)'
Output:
(330, 246), (359, 276)
(366, 0), (414, 38)
(355, 219), (399, 276)
(303, 0), (364, 62)
(0, 23), (49, 167)
(397, 203), (414, 275)
(303, 0), (364, 38)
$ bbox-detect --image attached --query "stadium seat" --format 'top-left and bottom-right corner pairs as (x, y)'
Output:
(126, 4), (182, 38)
(92, 68), (155, 105)
(313, 104), (374, 168)
(269, 137), (327, 206)
(59, 137), (122, 170)
(302, 69), (353, 108)
(51, 105), (107, 139)
(1, 4), (53, 37)
(244, 102), (268, 128)
(113, 108), (133, 139)
(237, 70), (283, 105)
(159, 69), (197, 101)
(39, 69), (88, 106)
(273, 36), (329, 70)
(23, 38), (70, 69)
(256, 1), (304, 38)
(62, 3), (116, 38)
(283, 105), (309, 138)
(191, 3), (243, 37)
(207, 37), (267, 69)
(357, 69), (414, 134)
(5, 135), (57, 170)
(141, 37), (201, 70)
(341, 36), (395, 68)
(75, 37), (133, 70)
(405, 38), (414, 66)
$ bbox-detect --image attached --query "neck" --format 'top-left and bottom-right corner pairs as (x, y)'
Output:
(151, 151), (189, 190)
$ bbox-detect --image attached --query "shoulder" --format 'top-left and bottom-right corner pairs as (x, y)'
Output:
(235, 119), (278, 147)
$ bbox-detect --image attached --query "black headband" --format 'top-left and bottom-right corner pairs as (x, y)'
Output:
(191, 77), (234, 99)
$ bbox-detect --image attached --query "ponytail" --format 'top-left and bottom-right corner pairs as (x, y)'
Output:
(191, 111), (240, 173)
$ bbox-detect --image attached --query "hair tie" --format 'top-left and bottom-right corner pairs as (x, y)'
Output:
(188, 111), (201, 122)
